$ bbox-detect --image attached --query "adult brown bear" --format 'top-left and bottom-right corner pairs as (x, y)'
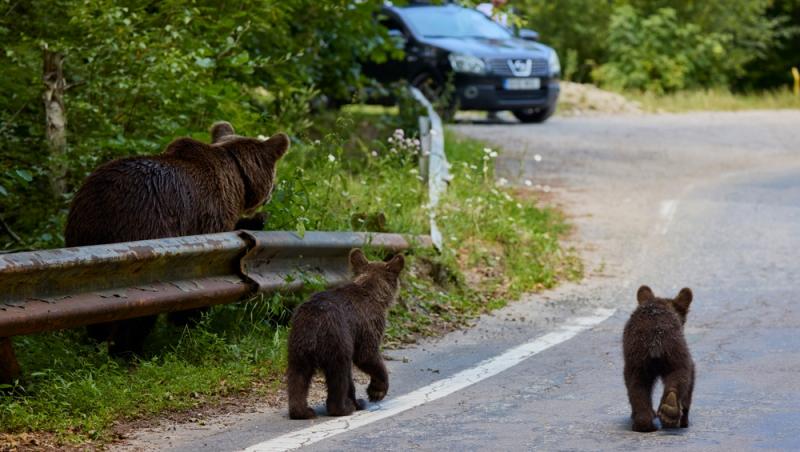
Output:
(65, 122), (289, 356)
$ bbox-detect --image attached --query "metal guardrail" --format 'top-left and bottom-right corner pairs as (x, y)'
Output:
(0, 89), (447, 385)
(410, 86), (450, 250)
(0, 231), (431, 384)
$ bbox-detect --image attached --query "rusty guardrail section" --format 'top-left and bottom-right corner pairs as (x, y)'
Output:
(0, 231), (431, 383)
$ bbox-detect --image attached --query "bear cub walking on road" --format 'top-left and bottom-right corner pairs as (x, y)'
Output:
(287, 249), (404, 419)
(65, 121), (289, 356)
(623, 285), (695, 432)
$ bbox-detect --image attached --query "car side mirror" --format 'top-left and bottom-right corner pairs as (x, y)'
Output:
(519, 28), (540, 42)
(387, 29), (407, 49)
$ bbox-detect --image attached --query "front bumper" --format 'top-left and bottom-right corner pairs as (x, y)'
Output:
(453, 74), (559, 111)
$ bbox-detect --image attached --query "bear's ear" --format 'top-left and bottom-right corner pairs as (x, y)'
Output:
(673, 287), (693, 314)
(386, 254), (405, 274)
(636, 285), (654, 305)
(211, 121), (235, 143)
(262, 132), (290, 159)
(349, 248), (369, 273)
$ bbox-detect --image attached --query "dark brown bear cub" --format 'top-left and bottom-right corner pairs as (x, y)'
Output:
(623, 285), (695, 432)
(65, 122), (289, 356)
(287, 249), (404, 419)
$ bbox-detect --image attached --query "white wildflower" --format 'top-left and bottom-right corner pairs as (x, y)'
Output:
(524, 179), (533, 187)
(313, 139), (321, 145)
(327, 154), (336, 162)
(496, 177), (508, 187)
(483, 147), (493, 154)
(371, 150), (378, 157)
(533, 154), (542, 162)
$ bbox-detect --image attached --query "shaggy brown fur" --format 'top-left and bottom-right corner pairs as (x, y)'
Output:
(0, 338), (21, 387)
(65, 122), (289, 356)
(286, 249), (404, 419)
(623, 285), (695, 432)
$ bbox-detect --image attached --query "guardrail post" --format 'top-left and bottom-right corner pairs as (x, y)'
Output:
(418, 115), (431, 183)
(0, 337), (21, 386)
(409, 86), (449, 251)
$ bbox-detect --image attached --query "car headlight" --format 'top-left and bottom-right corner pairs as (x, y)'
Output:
(548, 50), (561, 77)
(448, 53), (487, 75)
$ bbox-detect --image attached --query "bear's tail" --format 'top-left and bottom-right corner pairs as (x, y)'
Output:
(648, 329), (665, 358)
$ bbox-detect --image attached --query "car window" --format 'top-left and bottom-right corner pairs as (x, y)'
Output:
(380, 15), (404, 33)
(398, 5), (511, 40)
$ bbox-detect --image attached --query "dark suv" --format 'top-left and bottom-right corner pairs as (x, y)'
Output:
(364, 3), (561, 123)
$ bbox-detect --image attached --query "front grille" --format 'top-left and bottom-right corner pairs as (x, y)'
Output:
(488, 58), (549, 76)
(496, 89), (548, 100)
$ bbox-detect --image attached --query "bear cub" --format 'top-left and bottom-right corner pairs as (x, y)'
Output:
(65, 121), (289, 356)
(623, 285), (695, 432)
(287, 249), (404, 419)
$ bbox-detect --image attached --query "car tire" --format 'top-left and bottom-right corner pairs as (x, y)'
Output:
(512, 103), (556, 123)
(412, 72), (457, 122)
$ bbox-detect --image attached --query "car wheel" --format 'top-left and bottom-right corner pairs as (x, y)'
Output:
(512, 103), (556, 123)
(411, 72), (456, 122)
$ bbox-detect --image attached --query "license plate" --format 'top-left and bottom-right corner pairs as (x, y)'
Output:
(504, 78), (540, 90)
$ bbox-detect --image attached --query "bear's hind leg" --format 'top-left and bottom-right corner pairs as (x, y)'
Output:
(356, 353), (389, 402)
(323, 363), (357, 416)
(659, 368), (692, 428)
(680, 369), (695, 428)
(625, 367), (657, 432)
(108, 316), (157, 358)
(287, 364), (316, 419)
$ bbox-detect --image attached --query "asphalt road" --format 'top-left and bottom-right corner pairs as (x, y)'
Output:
(120, 111), (800, 451)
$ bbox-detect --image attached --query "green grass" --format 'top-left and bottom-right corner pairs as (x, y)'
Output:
(0, 110), (580, 446)
(439, 131), (582, 298)
(627, 87), (800, 112)
(1, 296), (290, 443)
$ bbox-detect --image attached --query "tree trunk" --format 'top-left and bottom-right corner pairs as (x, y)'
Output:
(43, 49), (68, 197)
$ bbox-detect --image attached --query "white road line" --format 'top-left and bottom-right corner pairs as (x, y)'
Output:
(659, 200), (678, 235)
(243, 307), (617, 452)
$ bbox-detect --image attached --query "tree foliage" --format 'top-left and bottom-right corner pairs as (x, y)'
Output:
(517, 0), (798, 91)
(0, 0), (393, 249)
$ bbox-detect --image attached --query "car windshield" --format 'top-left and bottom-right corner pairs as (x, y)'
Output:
(398, 6), (512, 40)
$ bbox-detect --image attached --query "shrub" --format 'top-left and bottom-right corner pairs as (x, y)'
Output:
(592, 6), (730, 94)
